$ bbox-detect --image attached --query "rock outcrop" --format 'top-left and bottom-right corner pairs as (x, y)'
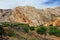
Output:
(53, 19), (60, 27)
(12, 6), (60, 26)
(0, 6), (60, 26)
(0, 9), (12, 22)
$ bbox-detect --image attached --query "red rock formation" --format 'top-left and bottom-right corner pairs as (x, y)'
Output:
(53, 19), (60, 26)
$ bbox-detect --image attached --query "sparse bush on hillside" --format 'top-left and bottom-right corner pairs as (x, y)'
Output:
(1, 22), (12, 27)
(0, 27), (3, 35)
(36, 26), (47, 35)
(49, 26), (60, 37)
(29, 26), (35, 31)
(36, 27), (41, 34)
(54, 29), (60, 37)
(10, 23), (23, 27)
(22, 26), (29, 33)
(11, 22), (30, 28)
(16, 23), (30, 33)
(48, 26), (57, 35)
(0, 22), (30, 38)
(0, 22), (60, 38)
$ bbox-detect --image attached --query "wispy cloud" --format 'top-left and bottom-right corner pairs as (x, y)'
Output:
(0, 0), (60, 9)
(42, 0), (60, 8)
(43, 0), (60, 5)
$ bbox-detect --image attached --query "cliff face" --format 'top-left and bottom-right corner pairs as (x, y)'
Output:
(12, 6), (60, 26)
(0, 6), (60, 26)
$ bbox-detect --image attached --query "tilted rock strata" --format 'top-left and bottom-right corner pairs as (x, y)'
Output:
(0, 6), (60, 26)
(0, 9), (12, 22)
(12, 6), (60, 26)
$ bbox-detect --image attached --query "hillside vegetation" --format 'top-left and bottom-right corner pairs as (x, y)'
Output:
(0, 6), (60, 40)
(0, 22), (60, 40)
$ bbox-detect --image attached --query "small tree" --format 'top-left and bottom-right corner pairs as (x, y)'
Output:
(29, 26), (35, 31)
(54, 29), (60, 37)
(22, 26), (29, 33)
(36, 26), (47, 35)
(21, 24), (29, 33)
(49, 26), (60, 37)
(21, 24), (29, 40)
(0, 27), (3, 35)
(48, 26), (57, 35)
(1, 22), (11, 27)
(36, 25), (47, 39)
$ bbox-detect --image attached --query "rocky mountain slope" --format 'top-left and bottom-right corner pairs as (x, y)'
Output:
(0, 6), (60, 26)
(0, 9), (12, 22)
(12, 6), (60, 26)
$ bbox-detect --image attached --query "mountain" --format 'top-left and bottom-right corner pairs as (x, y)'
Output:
(0, 6), (60, 26)
(0, 9), (12, 22)
(12, 6), (60, 26)
(1, 6), (60, 40)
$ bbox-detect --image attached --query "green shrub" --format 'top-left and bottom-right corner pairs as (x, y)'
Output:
(1, 22), (12, 27)
(11, 23), (29, 28)
(0, 22), (30, 37)
(18, 24), (29, 33)
(0, 27), (3, 35)
(29, 26), (35, 31)
(54, 29), (60, 37)
(49, 26), (60, 37)
(22, 26), (29, 33)
(36, 27), (41, 34)
(48, 26), (57, 35)
(36, 26), (47, 35)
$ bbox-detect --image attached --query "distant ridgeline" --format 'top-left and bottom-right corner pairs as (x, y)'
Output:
(0, 9), (12, 13)
(0, 9), (12, 22)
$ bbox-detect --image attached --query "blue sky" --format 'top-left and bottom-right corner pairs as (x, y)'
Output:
(0, 0), (60, 9)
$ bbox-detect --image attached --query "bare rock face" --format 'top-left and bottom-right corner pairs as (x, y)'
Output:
(53, 19), (60, 27)
(0, 6), (60, 26)
(0, 9), (12, 22)
(12, 6), (60, 26)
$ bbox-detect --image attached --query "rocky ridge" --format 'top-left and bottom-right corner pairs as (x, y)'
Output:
(12, 6), (60, 26)
(0, 6), (60, 26)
